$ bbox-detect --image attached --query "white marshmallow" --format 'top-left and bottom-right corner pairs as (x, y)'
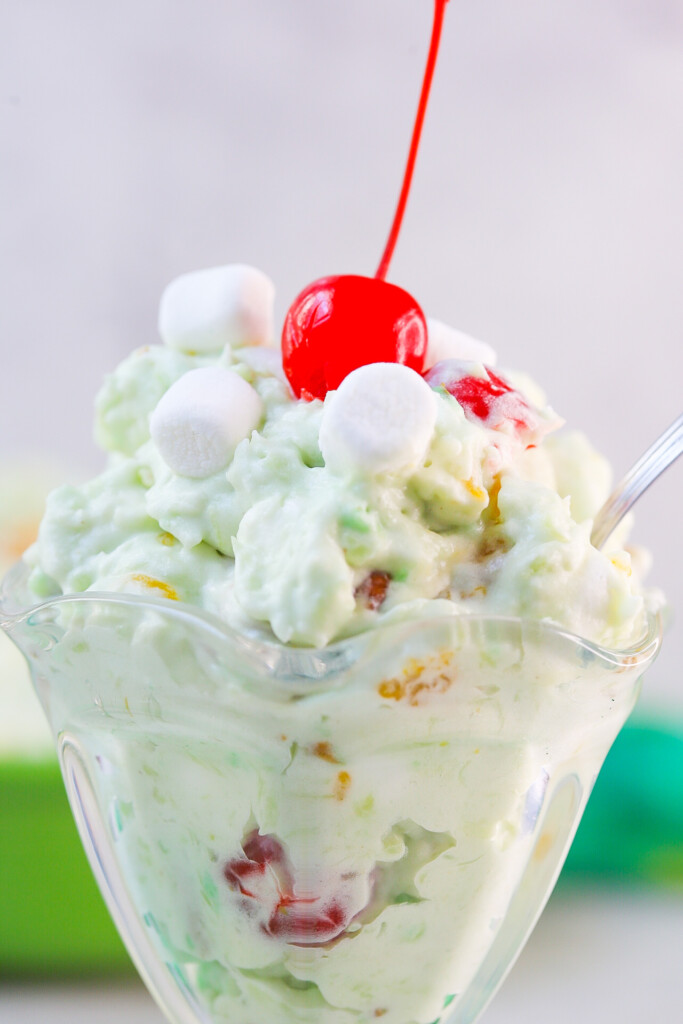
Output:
(150, 367), (263, 478)
(159, 264), (275, 352)
(425, 318), (497, 369)
(319, 363), (437, 477)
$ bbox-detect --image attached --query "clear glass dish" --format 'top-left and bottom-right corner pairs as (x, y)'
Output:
(1, 561), (661, 1024)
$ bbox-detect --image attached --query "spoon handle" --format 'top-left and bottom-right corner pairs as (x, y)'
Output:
(591, 413), (683, 550)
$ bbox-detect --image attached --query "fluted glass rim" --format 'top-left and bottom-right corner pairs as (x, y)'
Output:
(1, 559), (662, 674)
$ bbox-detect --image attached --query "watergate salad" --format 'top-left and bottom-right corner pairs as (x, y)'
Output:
(26, 263), (646, 649)
(19, 264), (658, 1024)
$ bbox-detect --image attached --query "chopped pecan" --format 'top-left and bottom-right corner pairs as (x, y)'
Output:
(355, 570), (391, 610)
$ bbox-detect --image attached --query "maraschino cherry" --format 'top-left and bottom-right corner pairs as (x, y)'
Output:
(223, 830), (352, 946)
(425, 360), (544, 443)
(440, 368), (534, 433)
(282, 0), (450, 401)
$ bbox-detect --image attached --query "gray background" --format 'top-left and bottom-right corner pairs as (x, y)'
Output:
(1, 1), (682, 1020)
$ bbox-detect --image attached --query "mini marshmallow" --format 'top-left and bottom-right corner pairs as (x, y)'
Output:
(150, 367), (263, 478)
(425, 318), (497, 369)
(159, 264), (275, 353)
(319, 363), (438, 477)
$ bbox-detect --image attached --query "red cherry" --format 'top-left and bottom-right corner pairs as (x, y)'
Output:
(266, 896), (348, 945)
(450, 370), (526, 428)
(241, 831), (288, 869)
(282, 275), (427, 400)
(281, 1), (450, 401)
(223, 830), (293, 900)
(425, 360), (538, 439)
(223, 830), (357, 946)
(222, 857), (265, 899)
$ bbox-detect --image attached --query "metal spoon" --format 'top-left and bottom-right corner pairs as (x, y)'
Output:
(591, 412), (683, 549)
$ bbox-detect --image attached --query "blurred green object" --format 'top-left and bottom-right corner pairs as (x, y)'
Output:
(0, 756), (133, 976)
(561, 718), (683, 886)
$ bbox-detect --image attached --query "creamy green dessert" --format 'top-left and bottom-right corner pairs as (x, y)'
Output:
(26, 307), (644, 651)
(16, 265), (658, 1024)
(7, 571), (655, 1024)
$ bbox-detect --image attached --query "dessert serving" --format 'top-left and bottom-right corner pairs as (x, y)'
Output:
(23, 296), (644, 653)
(1, 2), (664, 1023)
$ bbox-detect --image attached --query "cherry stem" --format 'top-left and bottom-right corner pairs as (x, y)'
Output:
(375, 0), (450, 282)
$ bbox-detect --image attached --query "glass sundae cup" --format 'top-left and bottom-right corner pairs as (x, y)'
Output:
(0, 559), (661, 1024)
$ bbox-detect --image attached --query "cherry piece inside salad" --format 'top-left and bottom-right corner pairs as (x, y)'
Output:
(223, 830), (353, 946)
(441, 366), (534, 431)
(452, 369), (532, 431)
(282, 0), (450, 400)
(425, 359), (545, 444)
